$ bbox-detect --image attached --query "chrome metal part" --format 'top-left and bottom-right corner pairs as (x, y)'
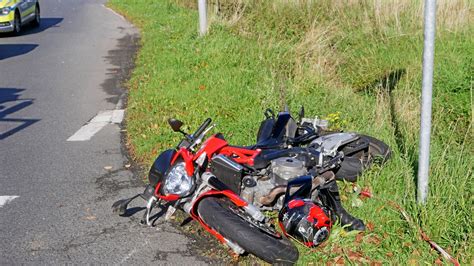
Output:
(310, 132), (359, 156)
(271, 157), (307, 185)
(225, 239), (245, 254)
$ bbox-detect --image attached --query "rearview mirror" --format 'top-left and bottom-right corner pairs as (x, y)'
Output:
(168, 118), (184, 132)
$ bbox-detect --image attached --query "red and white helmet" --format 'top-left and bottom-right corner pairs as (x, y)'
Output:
(278, 199), (332, 247)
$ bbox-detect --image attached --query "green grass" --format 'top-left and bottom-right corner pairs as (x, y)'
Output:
(108, 0), (472, 264)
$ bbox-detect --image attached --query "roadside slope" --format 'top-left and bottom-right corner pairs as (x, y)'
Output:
(108, 0), (472, 264)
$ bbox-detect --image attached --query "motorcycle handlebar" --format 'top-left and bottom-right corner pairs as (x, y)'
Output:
(193, 118), (212, 139)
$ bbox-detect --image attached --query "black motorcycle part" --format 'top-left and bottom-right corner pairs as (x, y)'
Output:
(210, 155), (244, 194)
(317, 180), (365, 231)
(148, 149), (176, 186)
(140, 184), (156, 201)
(273, 112), (298, 140)
(334, 156), (364, 182)
(193, 117), (212, 138)
(253, 147), (322, 169)
(283, 175), (313, 206)
(335, 135), (391, 182)
(345, 135), (391, 164)
(206, 173), (239, 194)
(254, 111), (298, 150)
(112, 193), (141, 216)
(198, 197), (299, 264)
(256, 117), (275, 143)
(242, 176), (257, 187)
(177, 139), (192, 149)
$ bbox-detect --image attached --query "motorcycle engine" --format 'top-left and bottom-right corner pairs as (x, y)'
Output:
(241, 157), (308, 210)
(270, 157), (307, 185)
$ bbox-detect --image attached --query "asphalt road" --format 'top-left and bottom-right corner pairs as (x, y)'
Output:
(0, 0), (206, 264)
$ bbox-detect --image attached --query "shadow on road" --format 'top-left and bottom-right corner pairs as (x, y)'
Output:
(0, 17), (63, 38)
(101, 33), (140, 104)
(0, 88), (39, 140)
(0, 44), (38, 60)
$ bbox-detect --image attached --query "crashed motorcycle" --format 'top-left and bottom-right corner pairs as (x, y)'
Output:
(112, 118), (298, 264)
(253, 107), (391, 182)
(218, 133), (366, 231)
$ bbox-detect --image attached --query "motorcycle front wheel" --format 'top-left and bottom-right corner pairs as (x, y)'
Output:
(198, 197), (299, 264)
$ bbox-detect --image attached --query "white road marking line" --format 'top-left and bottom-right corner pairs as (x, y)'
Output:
(90, 110), (114, 123)
(115, 93), (126, 110)
(111, 110), (125, 124)
(67, 109), (125, 141)
(67, 122), (109, 141)
(0, 196), (19, 208)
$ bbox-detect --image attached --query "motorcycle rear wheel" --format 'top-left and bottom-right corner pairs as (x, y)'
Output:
(198, 197), (298, 264)
(335, 135), (391, 182)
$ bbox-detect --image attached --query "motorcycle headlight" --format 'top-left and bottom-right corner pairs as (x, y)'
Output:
(163, 162), (193, 197)
(1, 7), (12, 15)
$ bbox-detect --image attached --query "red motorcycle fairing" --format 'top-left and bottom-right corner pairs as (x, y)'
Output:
(194, 135), (228, 161)
(194, 135), (261, 166)
(154, 183), (180, 201)
(188, 190), (249, 243)
(219, 146), (261, 166)
(171, 148), (195, 176)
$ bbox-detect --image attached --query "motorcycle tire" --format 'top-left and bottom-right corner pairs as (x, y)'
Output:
(335, 135), (391, 182)
(198, 197), (299, 264)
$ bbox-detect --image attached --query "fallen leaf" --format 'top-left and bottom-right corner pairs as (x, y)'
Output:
(355, 232), (364, 244)
(332, 246), (343, 254)
(334, 256), (345, 265)
(376, 205), (385, 212)
(367, 235), (381, 245)
(366, 222), (375, 231)
(386, 252), (394, 257)
(347, 250), (366, 262)
(370, 261), (383, 266)
(104, 166), (112, 170)
(198, 84), (206, 91)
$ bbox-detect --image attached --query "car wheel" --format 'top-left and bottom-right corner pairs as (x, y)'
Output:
(32, 4), (40, 27)
(13, 11), (21, 34)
